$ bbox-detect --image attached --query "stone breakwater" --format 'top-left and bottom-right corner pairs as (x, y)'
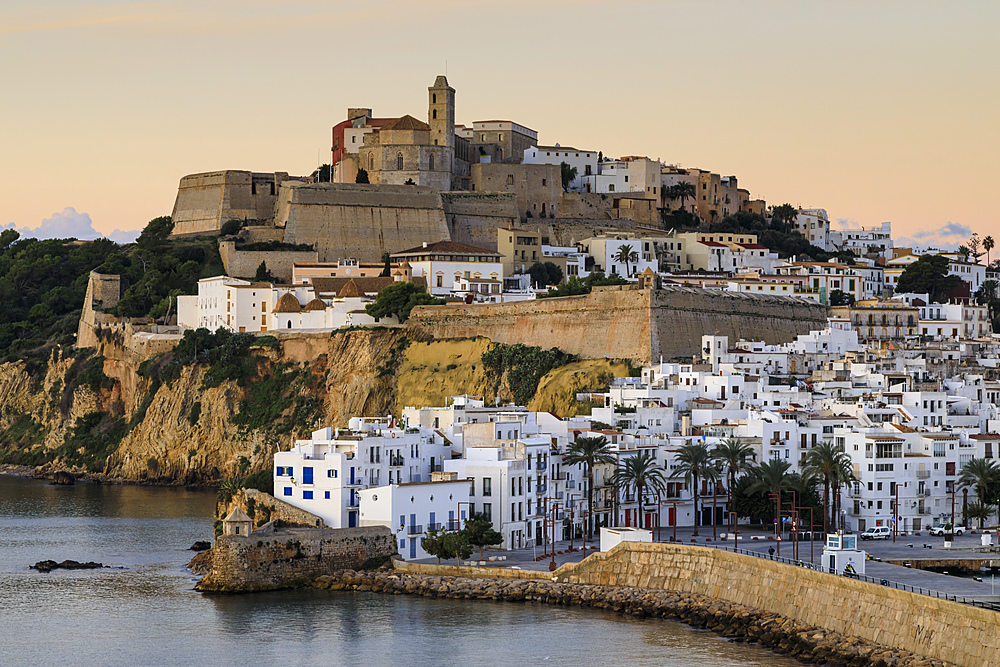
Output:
(310, 570), (955, 667)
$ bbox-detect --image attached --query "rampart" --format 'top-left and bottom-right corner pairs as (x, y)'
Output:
(441, 192), (519, 250)
(196, 524), (395, 593)
(408, 285), (828, 364)
(228, 488), (327, 528)
(277, 182), (451, 263)
(546, 542), (998, 667)
(218, 240), (318, 282)
(171, 170), (298, 236)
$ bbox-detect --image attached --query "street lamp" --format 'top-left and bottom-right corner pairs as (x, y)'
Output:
(568, 493), (580, 551)
(549, 501), (562, 572)
(730, 511), (739, 553)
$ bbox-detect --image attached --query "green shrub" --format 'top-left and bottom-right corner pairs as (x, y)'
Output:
(188, 401), (202, 426)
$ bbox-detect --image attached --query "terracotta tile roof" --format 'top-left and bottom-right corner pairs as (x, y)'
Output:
(309, 276), (425, 296)
(392, 241), (500, 256)
(274, 292), (302, 313)
(304, 298), (327, 311)
(382, 114), (430, 131)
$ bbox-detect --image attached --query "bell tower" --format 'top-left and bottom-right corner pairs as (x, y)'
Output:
(428, 75), (455, 150)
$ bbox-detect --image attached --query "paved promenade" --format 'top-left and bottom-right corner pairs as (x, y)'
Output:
(413, 525), (1000, 604)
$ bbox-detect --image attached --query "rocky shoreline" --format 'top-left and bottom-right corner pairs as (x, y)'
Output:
(0, 463), (217, 489)
(310, 569), (954, 667)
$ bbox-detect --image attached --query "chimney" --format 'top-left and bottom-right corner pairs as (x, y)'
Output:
(422, 241), (428, 248)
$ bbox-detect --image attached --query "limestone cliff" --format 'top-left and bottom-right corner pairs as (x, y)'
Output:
(0, 327), (621, 485)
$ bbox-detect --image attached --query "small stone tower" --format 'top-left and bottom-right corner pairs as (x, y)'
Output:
(428, 75), (455, 151)
(222, 506), (252, 537)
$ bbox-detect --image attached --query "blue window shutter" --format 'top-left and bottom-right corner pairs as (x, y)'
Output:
(399, 515), (405, 528)
(303, 490), (313, 500)
(303, 467), (314, 484)
(325, 491), (330, 499)
(288, 467), (293, 478)
(283, 487), (292, 497)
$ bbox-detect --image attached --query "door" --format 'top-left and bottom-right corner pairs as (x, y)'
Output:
(348, 511), (357, 528)
(302, 467), (313, 485)
(829, 555), (836, 573)
(429, 512), (436, 530)
(668, 506), (676, 527)
(410, 537), (417, 559)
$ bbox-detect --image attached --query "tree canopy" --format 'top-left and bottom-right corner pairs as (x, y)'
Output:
(560, 162), (578, 191)
(462, 512), (504, 559)
(896, 255), (962, 301)
(364, 282), (444, 323)
(537, 271), (628, 299)
(527, 261), (563, 288)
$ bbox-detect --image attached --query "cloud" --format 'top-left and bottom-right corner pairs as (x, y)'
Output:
(833, 218), (864, 231)
(896, 221), (973, 252)
(3, 207), (141, 243)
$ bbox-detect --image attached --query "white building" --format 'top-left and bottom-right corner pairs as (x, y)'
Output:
(359, 477), (470, 560)
(581, 157), (661, 198)
(391, 241), (504, 297)
(795, 208), (832, 250)
(580, 236), (657, 279)
(522, 144), (598, 192)
(830, 221), (893, 259)
(272, 421), (452, 531)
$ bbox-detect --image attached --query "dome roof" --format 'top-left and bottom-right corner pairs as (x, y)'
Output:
(304, 298), (326, 311)
(338, 280), (361, 298)
(274, 293), (302, 313)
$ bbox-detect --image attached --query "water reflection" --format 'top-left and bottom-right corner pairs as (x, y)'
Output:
(1, 476), (797, 667)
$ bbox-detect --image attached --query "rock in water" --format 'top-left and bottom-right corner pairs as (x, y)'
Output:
(50, 471), (75, 485)
(189, 541), (211, 552)
(30, 560), (104, 572)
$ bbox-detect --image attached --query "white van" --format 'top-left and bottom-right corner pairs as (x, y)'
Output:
(860, 526), (891, 540)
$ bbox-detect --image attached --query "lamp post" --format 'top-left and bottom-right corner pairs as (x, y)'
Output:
(730, 511), (739, 552)
(712, 481), (718, 541)
(568, 493), (580, 551)
(549, 501), (562, 572)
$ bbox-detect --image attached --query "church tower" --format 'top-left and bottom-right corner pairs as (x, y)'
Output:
(428, 75), (455, 150)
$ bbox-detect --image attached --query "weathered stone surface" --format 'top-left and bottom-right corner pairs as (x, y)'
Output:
(30, 560), (105, 573)
(195, 524), (395, 593)
(307, 568), (957, 667)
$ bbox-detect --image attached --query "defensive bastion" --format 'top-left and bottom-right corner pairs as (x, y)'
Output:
(392, 542), (995, 667)
(407, 284), (829, 364)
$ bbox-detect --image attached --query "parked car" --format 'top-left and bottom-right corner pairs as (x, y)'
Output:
(929, 524), (965, 537)
(860, 526), (891, 540)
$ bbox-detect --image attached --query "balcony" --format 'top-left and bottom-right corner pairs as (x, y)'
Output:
(535, 484), (547, 494)
(554, 491), (564, 499)
(446, 520), (461, 531)
(916, 470), (930, 479)
(406, 525), (424, 535)
(567, 480), (576, 489)
(389, 455), (404, 467)
(430, 464), (443, 473)
(426, 522), (441, 531)
(551, 471), (568, 481)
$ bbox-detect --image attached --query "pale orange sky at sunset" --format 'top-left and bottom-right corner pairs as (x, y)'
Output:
(2, 0), (998, 248)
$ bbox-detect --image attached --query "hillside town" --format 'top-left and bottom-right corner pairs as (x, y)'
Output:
(147, 74), (1000, 564)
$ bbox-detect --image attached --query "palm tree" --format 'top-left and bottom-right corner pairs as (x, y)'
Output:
(747, 459), (793, 528)
(712, 438), (755, 529)
(984, 235), (995, 267)
(802, 443), (853, 531)
(958, 458), (1000, 527)
(666, 181), (696, 211)
(563, 436), (616, 538)
(613, 244), (634, 278)
(670, 442), (719, 536)
(613, 450), (666, 531)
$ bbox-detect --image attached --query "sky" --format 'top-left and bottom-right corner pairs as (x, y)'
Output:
(1, 0), (998, 248)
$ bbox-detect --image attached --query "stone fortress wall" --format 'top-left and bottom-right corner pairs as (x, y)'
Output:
(549, 542), (997, 667)
(218, 240), (318, 283)
(407, 285), (828, 364)
(196, 524), (395, 593)
(276, 182), (451, 263)
(171, 171), (301, 236)
(441, 192), (519, 249)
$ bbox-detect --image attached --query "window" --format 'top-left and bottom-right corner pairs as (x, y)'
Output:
(483, 503), (492, 521)
(470, 479), (475, 496)
(436, 275), (443, 287)
(397, 152), (404, 170)
(483, 477), (492, 496)
(325, 491), (330, 499)
(609, 184), (615, 192)
(283, 487), (292, 497)
(429, 153), (435, 170)
(303, 490), (313, 500)
(506, 174), (514, 185)
(432, 109), (437, 119)
(369, 154), (374, 171)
